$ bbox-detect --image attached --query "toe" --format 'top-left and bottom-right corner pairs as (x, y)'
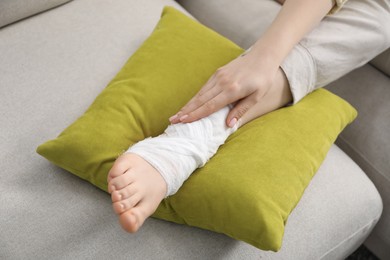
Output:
(108, 170), (134, 193)
(112, 193), (142, 214)
(111, 184), (137, 202)
(113, 201), (126, 215)
(111, 190), (123, 202)
(107, 154), (133, 182)
(119, 211), (140, 233)
(118, 199), (158, 232)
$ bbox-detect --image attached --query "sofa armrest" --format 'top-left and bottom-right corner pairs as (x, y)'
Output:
(0, 0), (73, 28)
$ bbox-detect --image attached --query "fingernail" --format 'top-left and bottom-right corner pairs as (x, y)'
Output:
(169, 114), (178, 122)
(179, 114), (188, 121)
(228, 118), (237, 128)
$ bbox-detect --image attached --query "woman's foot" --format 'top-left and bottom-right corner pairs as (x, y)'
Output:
(107, 153), (167, 233)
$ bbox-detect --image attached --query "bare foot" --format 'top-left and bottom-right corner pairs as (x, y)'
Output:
(107, 153), (167, 233)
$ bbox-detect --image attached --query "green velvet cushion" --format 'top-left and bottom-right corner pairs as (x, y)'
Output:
(37, 6), (357, 251)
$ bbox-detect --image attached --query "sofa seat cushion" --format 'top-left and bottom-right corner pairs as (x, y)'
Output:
(0, 0), (73, 28)
(326, 64), (390, 258)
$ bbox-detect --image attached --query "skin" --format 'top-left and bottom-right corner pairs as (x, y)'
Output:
(108, 0), (335, 233)
(169, 0), (334, 128)
(107, 153), (167, 232)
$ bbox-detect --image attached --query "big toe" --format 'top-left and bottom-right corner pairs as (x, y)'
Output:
(119, 210), (142, 233)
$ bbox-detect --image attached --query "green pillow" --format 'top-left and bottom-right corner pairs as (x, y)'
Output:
(37, 6), (357, 251)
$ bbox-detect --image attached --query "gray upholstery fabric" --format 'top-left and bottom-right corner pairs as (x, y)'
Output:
(0, 0), (382, 258)
(371, 48), (390, 77)
(0, 0), (72, 28)
(177, 0), (281, 50)
(326, 65), (390, 259)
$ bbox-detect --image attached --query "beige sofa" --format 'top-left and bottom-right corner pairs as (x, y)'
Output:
(178, 1), (390, 258)
(1, 0), (388, 259)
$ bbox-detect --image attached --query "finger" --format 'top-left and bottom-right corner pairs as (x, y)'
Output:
(226, 96), (258, 128)
(176, 86), (222, 122)
(198, 73), (217, 96)
(169, 74), (217, 124)
(170, 76), (217, 124)
(180, 91), (238, 123)
(181, 75), (219, 114)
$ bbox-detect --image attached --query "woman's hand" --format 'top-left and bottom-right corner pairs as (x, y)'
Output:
(169, 0), (334, 127)
(169, 48), (281, 127)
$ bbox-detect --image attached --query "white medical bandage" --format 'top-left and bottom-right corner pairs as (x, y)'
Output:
(126, 106), (238, 197)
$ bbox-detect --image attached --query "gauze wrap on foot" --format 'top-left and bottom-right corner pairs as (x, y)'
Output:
(126, 106), (239, 197)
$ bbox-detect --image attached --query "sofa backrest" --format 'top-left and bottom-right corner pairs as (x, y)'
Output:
(370, 48), (390, 77)
(0, 0), (72, 28)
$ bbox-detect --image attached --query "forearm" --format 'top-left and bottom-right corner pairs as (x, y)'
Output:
(249, 0), (333, 66)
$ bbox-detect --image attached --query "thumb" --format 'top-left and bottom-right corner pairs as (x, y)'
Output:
(226, 97), (257, 128)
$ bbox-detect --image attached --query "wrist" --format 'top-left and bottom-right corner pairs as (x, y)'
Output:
(246, 43), (284, 69)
